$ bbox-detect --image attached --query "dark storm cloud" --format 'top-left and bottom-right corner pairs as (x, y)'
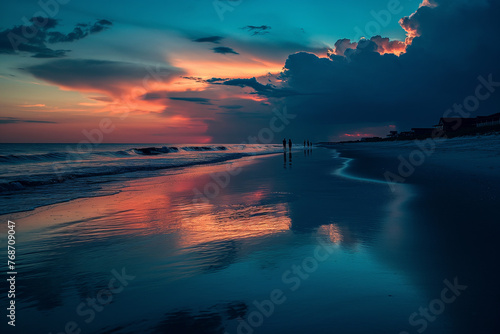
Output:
(223, 78), (269, 90)
(212, 46), (239, 55)
(0, 17), (112, 57)
(219, 105), (243, 109)
(218, 77), (298, 98)
(89, 19), (113, 33)
(141, 92), (166, 100)
(205, 0), (500, 142)
(0, 117), (57, 124)
(242, 25), (271, 36)
(169, 97), (213, 105)
(25, 59), (184, 96)
(193, 36), (223, 43)
(279, 0), (500, 129)
(216, 111), (266, 118)
(46, 18), (112, 42)
(206, 78), (227, 83)
(31, 48), (70, 58)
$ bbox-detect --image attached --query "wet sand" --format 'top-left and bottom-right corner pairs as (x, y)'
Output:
(329, 137), (500, 334)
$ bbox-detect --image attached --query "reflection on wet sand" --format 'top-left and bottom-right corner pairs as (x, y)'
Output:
(178, 202), (291, 248)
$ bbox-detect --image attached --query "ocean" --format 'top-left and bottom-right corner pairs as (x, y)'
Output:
(0, 143), (284, 215)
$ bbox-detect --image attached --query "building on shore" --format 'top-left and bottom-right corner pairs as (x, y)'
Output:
(434, 117), (477, 133)
(382, 112), (500, 142)
(411, 128), (435, 139)
(476, 113), (500, 128)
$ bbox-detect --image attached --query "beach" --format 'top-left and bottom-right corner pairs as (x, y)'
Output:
(1, 138), (499, 333)
(328, 135), (500, 333)
(2, 0), (499, 332)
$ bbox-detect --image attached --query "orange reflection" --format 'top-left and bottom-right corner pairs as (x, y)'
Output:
(3, 157), (291, 250)
(317, 224), (343, 244)
(177, 202), (291, 248)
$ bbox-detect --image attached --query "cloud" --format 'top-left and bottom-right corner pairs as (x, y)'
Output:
(18, 104), (46, 107)
(216, 111), (266, 118)
(369, 36), (406, 56)
(212, 46), (239, 55)
(47, 19), (112, 43)
(193, 36), (223, 43)
(89, 96), (113, 102)
(89, 19), (113, 33)
(141, 92), (166, 100)
(331, 38), (358, 56)
(0, 117), (57, 124)
(169, 97), (213, 105)
(0, 17), (113, 58)
(332, 35), (406, 58)
(222, 77), (273, 91)
(242, 25), (272, 36)
(268, 0), (500, 139)
(217, 0), (500, 142)
(399, 6), (426, 45)
(25, 59), (184, 97)
(219, 105), (243, 109)
(206, 78), (227, 83)
(32, 48), (70, 58)
(331, 1), (437, 58)
(218, 77), (298, 98)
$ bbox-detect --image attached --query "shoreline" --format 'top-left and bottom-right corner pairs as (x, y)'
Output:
(0, 152), (281, 223)
(0, 149), (287, 216)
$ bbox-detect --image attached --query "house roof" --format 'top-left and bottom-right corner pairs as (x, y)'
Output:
(438, 117), (477, 126)
(476, 112), (500, 122)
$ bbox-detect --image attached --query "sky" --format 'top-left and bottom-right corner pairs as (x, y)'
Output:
(0, 0), (499, 143)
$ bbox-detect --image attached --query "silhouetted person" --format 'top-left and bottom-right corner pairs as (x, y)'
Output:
(283, 138), (286, 151)
(288, 139), (292, 151)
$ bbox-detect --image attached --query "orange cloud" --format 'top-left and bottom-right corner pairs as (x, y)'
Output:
(18, 104), (46, 107)
(170, 55), (283, 79)
(370, 36), (407, 56)
(420, 0), (438, 8)
(400, 0), (437, 46)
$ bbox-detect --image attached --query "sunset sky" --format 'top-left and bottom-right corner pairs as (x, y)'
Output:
(1, 0), (499, 143)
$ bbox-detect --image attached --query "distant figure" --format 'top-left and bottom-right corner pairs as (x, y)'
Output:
(283, 138), (286, 151)
(288, 139), (292, 151)
(304, 140), (306, 148)
(307, 140), (310, 147)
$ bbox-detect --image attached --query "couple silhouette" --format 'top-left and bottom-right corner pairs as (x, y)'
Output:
(282, 138), (292, 151)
